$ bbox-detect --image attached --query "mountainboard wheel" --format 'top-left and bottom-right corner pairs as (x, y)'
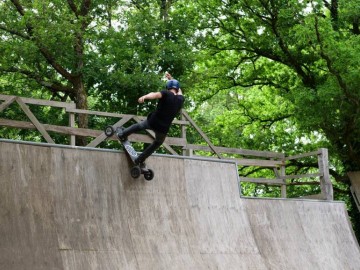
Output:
(104, 125), (115, 137)
(130, 166), (141, 179)
(144, 169), (154, 181)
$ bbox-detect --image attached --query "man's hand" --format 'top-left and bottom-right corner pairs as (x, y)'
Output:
(165, 72), (173, 80)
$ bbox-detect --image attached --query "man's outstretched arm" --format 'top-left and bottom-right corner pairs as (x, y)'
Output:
(138, 92), (162, 103)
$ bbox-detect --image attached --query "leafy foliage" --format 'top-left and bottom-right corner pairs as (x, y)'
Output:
(188, 0), (360, 239)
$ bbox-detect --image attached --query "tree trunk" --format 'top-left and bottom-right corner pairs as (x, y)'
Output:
(74, 77), (88, 146)
(160, 0), (171, 39)
(353, 16), (359, 35)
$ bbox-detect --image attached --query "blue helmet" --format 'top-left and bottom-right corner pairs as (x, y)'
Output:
(166, 79), (180, 90)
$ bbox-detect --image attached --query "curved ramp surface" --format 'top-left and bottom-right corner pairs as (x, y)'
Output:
(0, 140), (359, 270)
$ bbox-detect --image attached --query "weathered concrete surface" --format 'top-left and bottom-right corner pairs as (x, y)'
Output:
(0, 140), (359, 270)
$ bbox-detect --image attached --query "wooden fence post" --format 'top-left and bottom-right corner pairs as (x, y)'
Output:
(318, 148), (333, 200)
(69, 112), (75, 146)
(280, 164), (287, 198)
(181, 110), (187, 156)
(16, 97), (55, 144)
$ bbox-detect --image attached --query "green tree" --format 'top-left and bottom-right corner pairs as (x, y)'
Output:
(0, 0), (197, 143)
(0, 0), (97, 137)
(191, 0), (360, 236)
(89, 0), (197, 115)
(193, 0), (360, 166)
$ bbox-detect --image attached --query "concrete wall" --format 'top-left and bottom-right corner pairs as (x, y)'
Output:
(0, 140), (359, 269)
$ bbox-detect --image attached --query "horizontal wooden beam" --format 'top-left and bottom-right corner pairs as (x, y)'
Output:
(279, 173), (322, 180)
(0, 94), (75, 109)
(66, 108), (133, 118)
(186, 144), (285, 159)
(284, 150), (321, 161)
(66, 108), (189, 125)
(0, 118), (186, 146)
(239, 177), (285, 185)
(240, 177), (322, 186)
(287, 181), (320, 186)
(182, 111), (222, 159)
(236, 158), (285, 167)
(298, 194), (324, 200)
(0, 94), (188, 125)
(191, 155), (285, 167)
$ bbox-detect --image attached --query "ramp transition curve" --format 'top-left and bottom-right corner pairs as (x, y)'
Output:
(0, 140), (359, 270)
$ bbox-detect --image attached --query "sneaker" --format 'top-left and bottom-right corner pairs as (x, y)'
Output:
(116, 127), (127, 141)
(135, 158), (146, 169)
(139, 162), (146, 169)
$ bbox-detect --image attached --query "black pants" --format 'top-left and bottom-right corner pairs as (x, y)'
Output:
(122, 120), (166, 163)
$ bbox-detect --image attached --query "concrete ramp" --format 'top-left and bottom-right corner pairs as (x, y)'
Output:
(0, 140), (359, 270)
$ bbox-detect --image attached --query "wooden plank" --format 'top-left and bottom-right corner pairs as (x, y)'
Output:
(284, 150), (321, 161)
(287, 181), (320, 186)
(0, 94), (75, 109)
(190, 156), (283, 168)
(185, 144), (284, 159)
(0, 118), (187, 147)
(279, 165), (286, 198)
(129, 133), (186, 146)
(350, 186), (360, 212)
(165, 118), (189, 125)
(69, 112), (75, 146)
(181, 111), (222, 159)
(16, 97), (55, 144)
(239, 174), (323, 184)
(298, 194), (324, 200)
(134, 115), (189, 125)
(67, 108), (132, 118)
(86, 116), (133, 148)
(0, 94), (10, 101)
(239, 177), (285, 185)
(279, 173), (322, 180)
(66, 108), (189, 125)
(124, 115), (189, 125)
(236, 158), (285, 167)
(0, 118), (102, 137)
(317, 148), (333, 200)
(0, 96), (17, 113)
(181, 111), (187, 155)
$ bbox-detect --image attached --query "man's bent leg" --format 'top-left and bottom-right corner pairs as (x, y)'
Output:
(135, 132), (166, 164)
(118, 120), (150, 140)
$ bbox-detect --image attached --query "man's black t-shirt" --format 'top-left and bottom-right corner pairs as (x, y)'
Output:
(147, 90), (185, 134)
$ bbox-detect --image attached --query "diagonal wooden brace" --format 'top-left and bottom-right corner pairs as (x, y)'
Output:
(0, 96), (17, 113)
(87, 115), (133, 148)
(16, 97), (55, 144)
(182, 110), (222, 158)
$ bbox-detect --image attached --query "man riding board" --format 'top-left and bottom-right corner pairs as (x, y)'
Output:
(118, 72), (184, 166)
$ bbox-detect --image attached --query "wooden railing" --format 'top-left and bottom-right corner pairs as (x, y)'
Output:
(0, 94), (333, 200)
